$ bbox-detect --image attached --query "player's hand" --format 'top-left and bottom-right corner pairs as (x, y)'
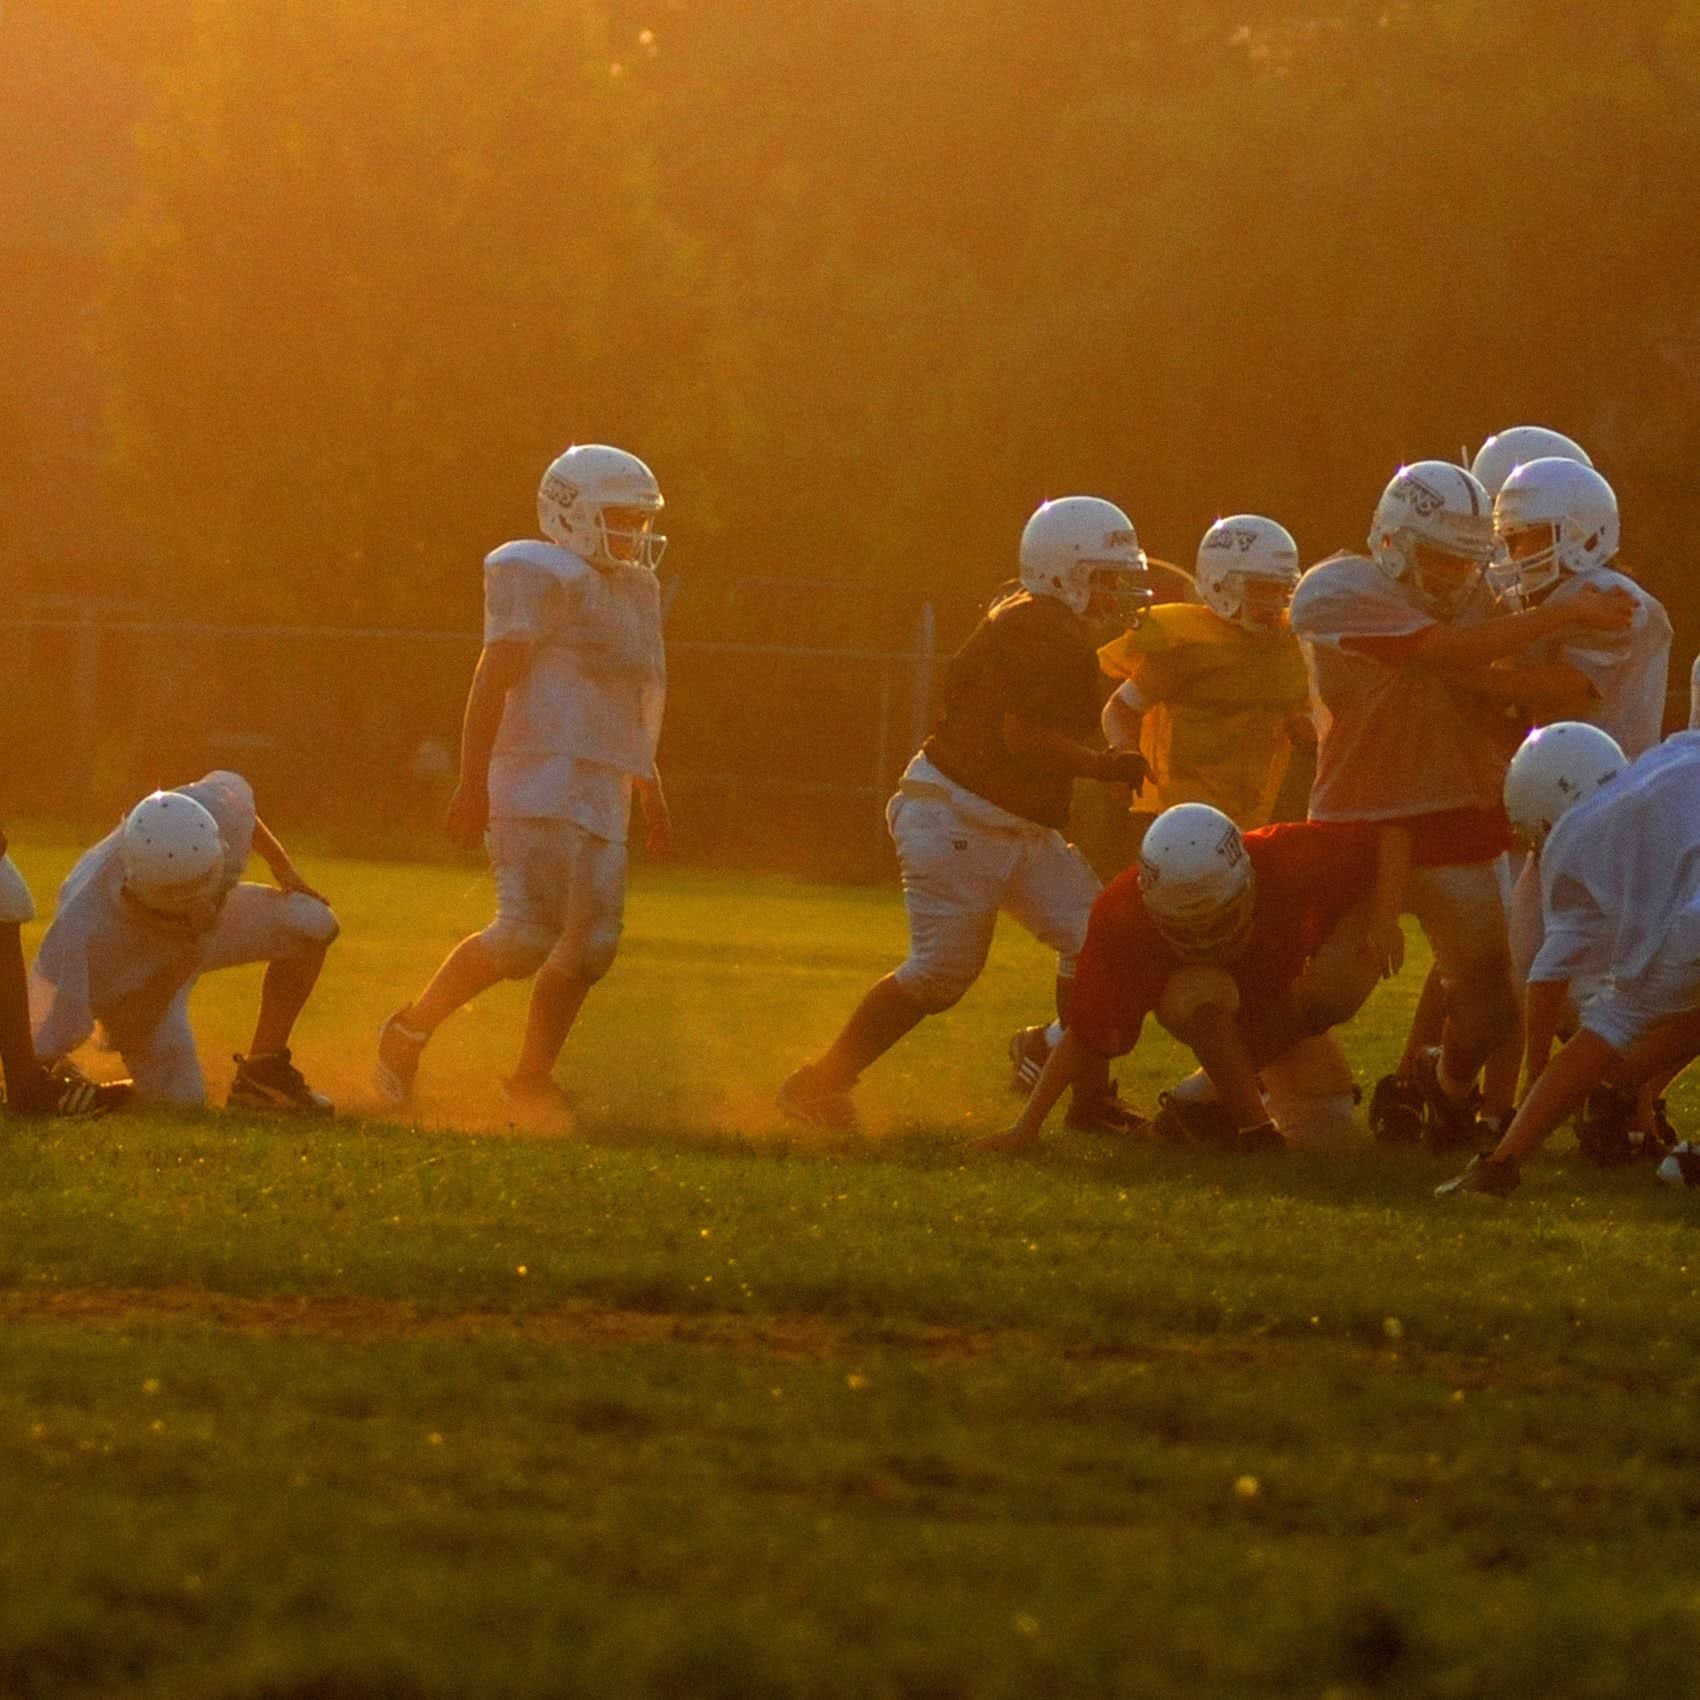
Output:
(642, 792), (673, 858)
(1096, 749), (1152, 792)
(1563, 585), (1635, 633)
(274, 862), (329, 907)
(1360, 916), (1406, 980)
(445, 784), (489, 850)
(967, 1125), (1034, 1154)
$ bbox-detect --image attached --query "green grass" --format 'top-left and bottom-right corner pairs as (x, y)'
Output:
(5, 837), (1700, 1698)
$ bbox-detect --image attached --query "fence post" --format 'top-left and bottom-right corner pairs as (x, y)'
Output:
(909, 599), (934, 756)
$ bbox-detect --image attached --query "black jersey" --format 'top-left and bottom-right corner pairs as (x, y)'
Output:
(921, 589), (1102, 829)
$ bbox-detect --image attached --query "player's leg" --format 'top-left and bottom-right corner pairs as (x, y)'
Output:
(376, 819), (563, 1107)
(1259, 1032), (1360, 1154)
(505, 827), (627, 1107)
(197, 885), (339, 1113)
(1368, 966), (1445, 1144)
(1003, 832), (1144, 1134)
(1404, 863), (1518, 1151)
(1153, 966), (1281, 1151)
(120, 987), (207, 1108)
(778, 795), (998, 1130)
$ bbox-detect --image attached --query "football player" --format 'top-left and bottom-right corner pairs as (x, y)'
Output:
(1291, 461), (1634, 1151)
(29, 776), (337, 1110)
(972, 805), (1409, 1155)
(777, 497), (1154, 1135)
(1098, 514), (1314, 830)
(1439, 724), (1700, 1197)
(1366, 428), (1604, 1142)
(374, 444), (671, 1116)
(0, 826), (130, 1116)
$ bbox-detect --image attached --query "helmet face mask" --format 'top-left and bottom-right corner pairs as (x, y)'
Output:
(1195, 515), (1300, 632)
(1020, 497), (1148, 619)
(538, 445), (666, 571)
(1138, 804), (1256, 961)
(1369, 462), (1495, 619)
(1492, 458), (1619, 605)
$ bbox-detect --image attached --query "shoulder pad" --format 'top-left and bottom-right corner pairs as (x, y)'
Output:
(484, 539), (592, 581)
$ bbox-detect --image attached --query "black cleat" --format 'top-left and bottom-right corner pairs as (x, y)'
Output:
(1657, 1141), (1700, 1189)
(1368, 1072), (1425, 1146)
(776, 1063), (860, 1133)
(1064, 1084), (1148, 1137)
(1150, 1092), (1238, 1149)
(1414, 1048), (1482, 1154)
(228, 1049), (333, 1115)
(1576, 1083), (1639, 1167)
(1436, 1153), (1521, 1198)
(1235, 1119), (1287, 1156)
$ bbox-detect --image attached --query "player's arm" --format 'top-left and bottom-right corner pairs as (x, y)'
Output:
(970, 1026), (1103, 1153)
(1002, 713), (1150, 790)
(1452, 660), (1599, 720)
(1362, 826), (1410, 979)
(634, 765), (671, 856)
(1522, 976), (1570, 1091)
(251, 818), (328, 905)
(1100, 681), (1145, 751)
(1345, 585), (1633, 671)
(446, 639), (532, 848)
(1284, 708), (1318, 747)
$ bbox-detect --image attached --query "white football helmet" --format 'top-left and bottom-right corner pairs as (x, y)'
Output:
(1492, 457), (1620, 602)
(1195, 515), (1300, 632)
(1138, 803), (1256, 959)
(119, 791), (226, 920)
(537, 444), (666, 571)
(1469, 425), (1591, 501)
(1503, 721), (1626, 850)
(1369, 460), (1496, 617)
(1019, 496), (1152, 620)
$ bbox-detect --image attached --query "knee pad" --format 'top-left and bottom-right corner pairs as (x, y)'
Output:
(892, 958), (975, 1014)
(479, 917), (555, 979)
(1157, 965), (1241, 1035)
(545, 912), (623, 986)
(282, 894), (340, 948)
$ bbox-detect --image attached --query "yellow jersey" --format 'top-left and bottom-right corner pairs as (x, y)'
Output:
(1098, 603), (1311, 828)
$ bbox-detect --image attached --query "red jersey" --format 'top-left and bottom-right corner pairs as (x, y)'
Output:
(1070, 820), (1383, 1058)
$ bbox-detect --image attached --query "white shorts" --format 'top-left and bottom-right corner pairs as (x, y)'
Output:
(0, 854), (34, 926)
(887, 789), (1099, 1008)
(1402, 862), (1517, 1054)
(483, 816), (628, 981)
(120, 884), (338, 1105)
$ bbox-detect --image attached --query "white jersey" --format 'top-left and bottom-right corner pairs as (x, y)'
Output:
(1531, 732), (1700, 1051)
(1290, 553), (1507, 821)
(1525, 568), (1671, 758)
(482, 540), (666, 840)
(0, 853), (34, 925)
(29, 771), (256, 1059)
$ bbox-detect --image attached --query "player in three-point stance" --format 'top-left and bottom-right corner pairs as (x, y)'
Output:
(777, 497), (1155, 1136)
(973, 804), (1408, 1156)
(1439, 725), (1700, 1197)
(28, 775), (337, 1111)
(1, 827), (131, 1116)
(374, 444), (671, 1116)
(1291, 460), (1634, 1153)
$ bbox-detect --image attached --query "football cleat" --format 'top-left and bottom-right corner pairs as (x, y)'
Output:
(776, 1063), (860, 1133)
(228, 1050), (333, 1116)
(1649, 1097), (1678, 1157)
(1368, 1072), (1425, 1146)
(1435, 1153), (1521, 1199)
(10, 1060), (133, 1119)
(1656, 1141), (1700, 1189)
(374, 1010), (428, 1108)
(1414, 1048), (1482, 1154)
(1575, 1083), (1638, 1167)
(1235, 1119), (1287, 1155)
(500, 1073), (576, 1121)
(1007, 1025), (1053, 1094)
(1064, 1085), (1148, 1138)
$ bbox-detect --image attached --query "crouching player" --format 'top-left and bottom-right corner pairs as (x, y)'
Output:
(374, 444), (671, 1115)
(972, 805), (1408, 1155)
(1440, 725), (1700, 1198)
(1, 826), (131, 1116)
(29, 775), (337, 1110)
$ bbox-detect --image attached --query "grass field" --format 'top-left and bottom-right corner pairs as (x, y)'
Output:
(6, 838), (1700, 1699)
